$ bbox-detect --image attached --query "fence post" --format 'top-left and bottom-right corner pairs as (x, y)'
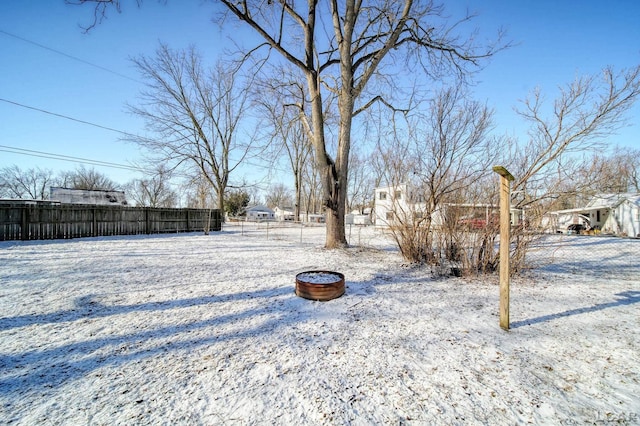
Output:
(145, 208), (151, 234)
(20, 206), (29, 241)
(493, 165), (515, 331)
(92, 207), (97, 237)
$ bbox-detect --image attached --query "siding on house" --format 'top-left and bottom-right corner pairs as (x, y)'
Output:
(245, 205), (275, 221)
(546, 193), (640, 236)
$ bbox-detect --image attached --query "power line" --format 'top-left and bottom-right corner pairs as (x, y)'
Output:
(0, 98), (134, 136)
(0, 97), (291, 173)
(0, 29), (142, 84)
(0, 99), (292, 177)
(0, 31), (298, 181)
(0, 145), (145, 172)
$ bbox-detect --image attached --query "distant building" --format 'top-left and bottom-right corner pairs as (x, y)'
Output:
(50, 187), (128, 206)
(373, 184), (521, 229)
(346, 209), (372, 226)
(546, 193), (640, 236)
(245, 205), (275, 221)
(274, 206), (295, 221)
(300, 213), (325, 223)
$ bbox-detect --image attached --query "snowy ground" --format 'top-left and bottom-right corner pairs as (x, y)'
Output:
(0, 225), (639, 425)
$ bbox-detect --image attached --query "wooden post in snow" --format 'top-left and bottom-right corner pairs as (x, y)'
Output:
(493, 166), (515, 331)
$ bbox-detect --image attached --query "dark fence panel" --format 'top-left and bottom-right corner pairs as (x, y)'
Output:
(0, 203), (222, 241)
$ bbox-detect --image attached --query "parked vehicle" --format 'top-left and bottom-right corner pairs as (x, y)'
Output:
(567, 223), (586, 234)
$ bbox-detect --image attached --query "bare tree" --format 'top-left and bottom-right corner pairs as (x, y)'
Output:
(300, 155), (324, 217)
(581, 148), (640, 194)
(124, 165), (178, 207)
(347, 147), (375, 214)
(380, 87), (499, 271)
(0, 166), (56, 200)
(219, 0), (503, 248)
(72, 0), (503, 246)
(628, 149), (640, 192)
(182, 175), (217, 209)
(257, 71), (313, 221)
(60, 166), (119, 191)
(128, 44), (255, 214)
(265, 183), (294, 210)
(509, 66), (640, 208)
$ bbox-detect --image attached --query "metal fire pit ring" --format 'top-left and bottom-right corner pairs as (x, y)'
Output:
(295, 270), (345, 301)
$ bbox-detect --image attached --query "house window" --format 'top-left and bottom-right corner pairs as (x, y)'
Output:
(596, 210), (601, 222)
(386, 212), (394, 220)
(379, 191), (387, 200)
(395, 190), (402, 200)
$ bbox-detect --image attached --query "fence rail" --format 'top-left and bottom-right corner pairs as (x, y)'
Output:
(0, 203), (222, 241)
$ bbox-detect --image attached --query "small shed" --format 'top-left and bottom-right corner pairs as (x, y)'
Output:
(300, 213), (325, 223)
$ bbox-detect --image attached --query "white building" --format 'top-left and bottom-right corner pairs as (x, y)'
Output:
(374, 184), (521, 230)
(300, 213), (325, 223)
(374, 184), (417, 228)
(547, 193), (640, 237)
(50, 187), (128, 206)
(245, 205), (275, 221)
(274, 206), (295, 221)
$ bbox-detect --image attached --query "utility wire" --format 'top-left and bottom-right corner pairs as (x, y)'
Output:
(0, 31), (296, 180)
(0, 97), (291, 175)
(0, 29), (142, 84)
(0, 98), (134, 137)
(0, 145), (145, 172)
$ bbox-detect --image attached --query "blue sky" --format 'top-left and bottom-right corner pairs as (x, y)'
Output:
(1, 1), (639, 188)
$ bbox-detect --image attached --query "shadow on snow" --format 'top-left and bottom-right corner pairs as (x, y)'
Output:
(0, 274), (395, 397)
(511, 290), (640, 328)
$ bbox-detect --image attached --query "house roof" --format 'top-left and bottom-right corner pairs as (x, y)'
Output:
(586, 193), (629, 208)
(274, 206), (295, 213)
(552, 193), (640, 215)
(245, 205), (274, 213)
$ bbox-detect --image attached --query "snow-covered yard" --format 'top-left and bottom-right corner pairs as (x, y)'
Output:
(1, 226), (639, 425)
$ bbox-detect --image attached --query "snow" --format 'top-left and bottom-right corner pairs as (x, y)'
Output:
(297, 272), (344, 284)
(1, 225), (639, 425)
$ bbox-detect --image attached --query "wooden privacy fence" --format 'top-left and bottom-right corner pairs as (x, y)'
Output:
(0, 203), (222, 241)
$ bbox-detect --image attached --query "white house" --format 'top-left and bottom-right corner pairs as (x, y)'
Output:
(373, 184), (443, 228)
(547, 193), (640, 237)
(245, 205), (275, 221)
(374, 184), (525, 230)
(274, 206), (295, 221)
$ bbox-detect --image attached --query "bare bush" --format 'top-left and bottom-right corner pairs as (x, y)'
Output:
(377, 87), (506, 274)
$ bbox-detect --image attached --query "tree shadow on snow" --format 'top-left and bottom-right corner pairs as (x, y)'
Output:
(0, 286), (292, 332)
(0, 273), (391, 397)
(510, 290), (640, 329)
(0, 285), (308, 395)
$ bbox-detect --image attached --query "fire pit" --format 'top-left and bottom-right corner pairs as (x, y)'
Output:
(295, 270), (345, 301)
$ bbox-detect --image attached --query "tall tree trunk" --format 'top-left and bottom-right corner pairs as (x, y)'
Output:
(306, 66), (348, 247)
(216, 187), (225, 221)
(294, 170), (301, 222)
(325, 178), (347, 247)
